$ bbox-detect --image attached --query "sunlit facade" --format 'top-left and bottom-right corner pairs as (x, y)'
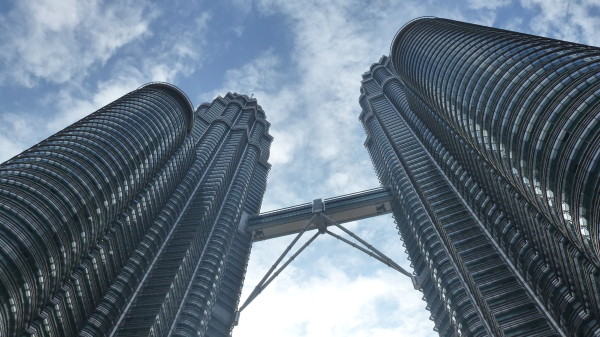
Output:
(2, 16), (600, 337)
(0, 84), (272, 337)
(360, 18), (600, 336)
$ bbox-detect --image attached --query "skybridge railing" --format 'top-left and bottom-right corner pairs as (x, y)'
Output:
(234, 187), (418, 327)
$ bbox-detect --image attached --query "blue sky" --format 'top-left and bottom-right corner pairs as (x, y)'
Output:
(1, 0), (599, 336)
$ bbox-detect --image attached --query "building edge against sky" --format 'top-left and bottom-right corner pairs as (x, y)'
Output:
(361, 56), (561, 336)
(0, 83), (273, 336)
(0, 16), (599, 337)
(391, 18), (600, 262)
(359, 17), (599, 336)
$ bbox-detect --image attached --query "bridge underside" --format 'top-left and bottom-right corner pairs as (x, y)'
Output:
(246, 187), (393, 241)
(235, 187), (414, 323)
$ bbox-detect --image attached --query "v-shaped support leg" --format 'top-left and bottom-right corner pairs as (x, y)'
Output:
(320, 213), (412, 277)
(234, 211), (414, 327)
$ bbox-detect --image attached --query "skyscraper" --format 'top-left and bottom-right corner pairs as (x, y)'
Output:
(1, 16), (600, 337)
(359, 18), (599, 336)
(0, 83), (272, 337)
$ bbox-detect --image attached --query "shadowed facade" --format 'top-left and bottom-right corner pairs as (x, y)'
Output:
(0, 84), (272, 337)
(359, 18), (600, 336)
(1, 17), (600, 337)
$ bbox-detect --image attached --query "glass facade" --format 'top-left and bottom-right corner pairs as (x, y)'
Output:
(2, 16), (599, 337)
(392, 18), (600, 262)
(360, 18), (600, 336)
(0, 84), (272, 337)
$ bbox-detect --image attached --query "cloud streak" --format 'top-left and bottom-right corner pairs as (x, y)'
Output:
(1, 0), (599, 336)
(521, 0), (600, 46)
(0, 0), (154, 86)
(237, 216), (436, 337)
(214, 2), (447, 335)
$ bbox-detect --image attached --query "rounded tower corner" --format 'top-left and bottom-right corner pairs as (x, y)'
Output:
(139, 82), (196, 133)
(390, 17), (437, 67)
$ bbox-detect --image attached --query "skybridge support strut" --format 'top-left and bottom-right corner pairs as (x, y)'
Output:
(234, 192), (414, 326)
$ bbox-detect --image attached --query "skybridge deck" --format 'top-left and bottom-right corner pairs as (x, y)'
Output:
(247, 187), (393, 241)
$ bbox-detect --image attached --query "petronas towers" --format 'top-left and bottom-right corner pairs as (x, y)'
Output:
(1, 17), (599, 337)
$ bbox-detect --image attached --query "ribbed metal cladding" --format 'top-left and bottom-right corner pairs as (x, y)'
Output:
(394, 79), (600, 336)
(0, 83), (194, 336)
(360, 57), (566, 337)
(169, 94), (271, 337)
(360, 18), (600, 336)
(107, 93), (271, 337)
(0, 85), (272, 337)
(391, 17), (600, 264)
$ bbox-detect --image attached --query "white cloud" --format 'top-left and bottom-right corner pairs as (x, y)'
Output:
(8, 6), (213, 149)
(0, 0), (155, 86)
(468, 0), (511, 10)
(269, 128), (304, 165)
(520, 0), (600, 46)
(139, 11), (212, 83)
(219, 3), (451, 335)
(0, 112), (37, 162)
(237, 216), (436, 337)
(2, 0), (598, 335)
(47, 70), (144, 132)
(220, 49), (283, 94)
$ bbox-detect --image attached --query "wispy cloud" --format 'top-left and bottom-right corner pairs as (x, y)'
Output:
(520, 0), (600, 46)
(467, 0), (511, 10)
(0, 112), (36, 161)
(43, 7), (212, 131)
(0, 0), (155, 87)
(212, 1), (444, 335)
(238, 216), (436, 337)
(0, 2), (213, 163)
(1, 0), (599, 336)
(46, 68), (146, 132)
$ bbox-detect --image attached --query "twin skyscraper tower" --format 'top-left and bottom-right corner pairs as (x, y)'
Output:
(0, 18), (598, 337)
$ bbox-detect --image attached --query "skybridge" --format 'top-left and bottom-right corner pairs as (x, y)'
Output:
(235, 187), (417, 324)
(246, 187), (394, 241)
